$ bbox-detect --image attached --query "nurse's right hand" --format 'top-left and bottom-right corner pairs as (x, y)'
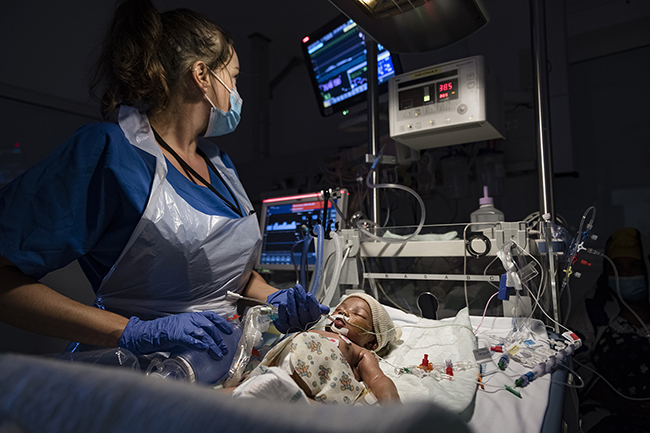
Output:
(118, 311), (233, 360)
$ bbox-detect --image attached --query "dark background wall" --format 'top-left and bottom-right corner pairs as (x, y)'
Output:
(1, 0), (649, 353)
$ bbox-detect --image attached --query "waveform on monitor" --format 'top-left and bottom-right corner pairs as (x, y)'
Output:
(266, 221), (298, 231)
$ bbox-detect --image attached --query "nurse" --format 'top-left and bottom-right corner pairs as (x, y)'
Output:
(0, 0), (328, 372)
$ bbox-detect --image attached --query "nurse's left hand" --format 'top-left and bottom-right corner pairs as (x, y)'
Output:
(266, 284), (330, 334)
(118, 311), (233, 360)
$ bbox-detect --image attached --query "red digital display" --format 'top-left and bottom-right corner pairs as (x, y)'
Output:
(437, 78), (458, 102)
(439, 82), (453, 92)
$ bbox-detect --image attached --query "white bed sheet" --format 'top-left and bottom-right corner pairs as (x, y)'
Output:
(382, 307), (554, 433)
(467, 315), (553, 433)
(381, 307), (479, 413)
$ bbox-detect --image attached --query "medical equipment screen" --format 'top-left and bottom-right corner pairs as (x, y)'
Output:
(257, 191), (348, 271)
(397, 70), (460, 110)
(301, 15), (400, 117)
(389, 56), (504, 149)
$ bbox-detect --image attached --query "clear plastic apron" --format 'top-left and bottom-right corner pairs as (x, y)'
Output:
(94, 106), (261, 329)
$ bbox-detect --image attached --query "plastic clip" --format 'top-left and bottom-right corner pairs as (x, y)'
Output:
(505, 384), (522, 398)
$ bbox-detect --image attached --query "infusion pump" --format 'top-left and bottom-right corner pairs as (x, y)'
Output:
(388, 56), (504, 150)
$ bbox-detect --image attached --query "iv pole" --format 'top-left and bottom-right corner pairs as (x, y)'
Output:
(366, 35), (381, 225)
(530, 0), (560, 331)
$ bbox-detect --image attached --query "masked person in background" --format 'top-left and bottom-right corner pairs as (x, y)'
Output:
(576, 228), (650, 433)
(0, 0), (328, 382)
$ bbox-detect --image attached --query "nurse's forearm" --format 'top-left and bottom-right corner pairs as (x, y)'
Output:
(241, 270), (278, 303)
(0, 262), (128, 347)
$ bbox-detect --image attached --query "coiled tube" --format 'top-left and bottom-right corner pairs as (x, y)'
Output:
(358, 156), (426, 243)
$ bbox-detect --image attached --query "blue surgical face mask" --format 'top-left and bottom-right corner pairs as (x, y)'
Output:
(202, 69), (243, 137)
(608, 275), (649, 301)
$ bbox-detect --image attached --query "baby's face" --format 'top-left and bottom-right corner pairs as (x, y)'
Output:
(331, 297), (377, 350)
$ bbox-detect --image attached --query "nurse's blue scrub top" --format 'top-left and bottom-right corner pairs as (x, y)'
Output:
(0, 122), (244, 290)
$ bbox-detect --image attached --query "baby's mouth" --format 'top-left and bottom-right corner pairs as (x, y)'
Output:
(329, 314), (350, 335)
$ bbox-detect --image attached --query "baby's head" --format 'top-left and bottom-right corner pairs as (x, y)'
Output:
(330, 293), (401, 353)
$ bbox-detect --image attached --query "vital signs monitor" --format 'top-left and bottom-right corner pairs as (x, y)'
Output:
(256, 190), (349, 271)
(388, 56), (504, 149)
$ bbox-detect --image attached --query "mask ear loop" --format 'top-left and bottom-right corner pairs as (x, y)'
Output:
(205, 68), (237, 114)
(209, 68), (233, 94)
(192, 66), (227, 109)
(209, 67), (244, 113)
(203, 92), (217, 109)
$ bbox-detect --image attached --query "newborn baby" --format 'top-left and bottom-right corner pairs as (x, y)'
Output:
(233, 293), (402, 404)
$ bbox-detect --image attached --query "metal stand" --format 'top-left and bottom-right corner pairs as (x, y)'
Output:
(530, 0), (560, 330)
(365, 35), (381, 226)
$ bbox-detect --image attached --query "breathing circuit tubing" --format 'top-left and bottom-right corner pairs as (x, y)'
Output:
(356, 149), (426, 243)
(309, 224), (325, 294)
(299, 232), (311, 289)
(222, 304), (276, 388)
(318, 230), (345, 306)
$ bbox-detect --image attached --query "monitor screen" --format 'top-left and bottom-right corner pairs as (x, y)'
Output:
(301, 15), (401, 117)
(256, 190), (349, 271)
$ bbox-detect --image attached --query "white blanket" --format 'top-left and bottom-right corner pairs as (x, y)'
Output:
(380, 307), (479, 413)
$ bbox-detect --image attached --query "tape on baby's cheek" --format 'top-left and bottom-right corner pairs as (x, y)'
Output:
(329, 314), (350, 335)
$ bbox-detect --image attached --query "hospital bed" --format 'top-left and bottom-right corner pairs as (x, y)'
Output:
(339, 221), (571, 432)
(467, 314), (567, 433)
(377, 305), (568, 433)
(0, 305), (569, 433)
